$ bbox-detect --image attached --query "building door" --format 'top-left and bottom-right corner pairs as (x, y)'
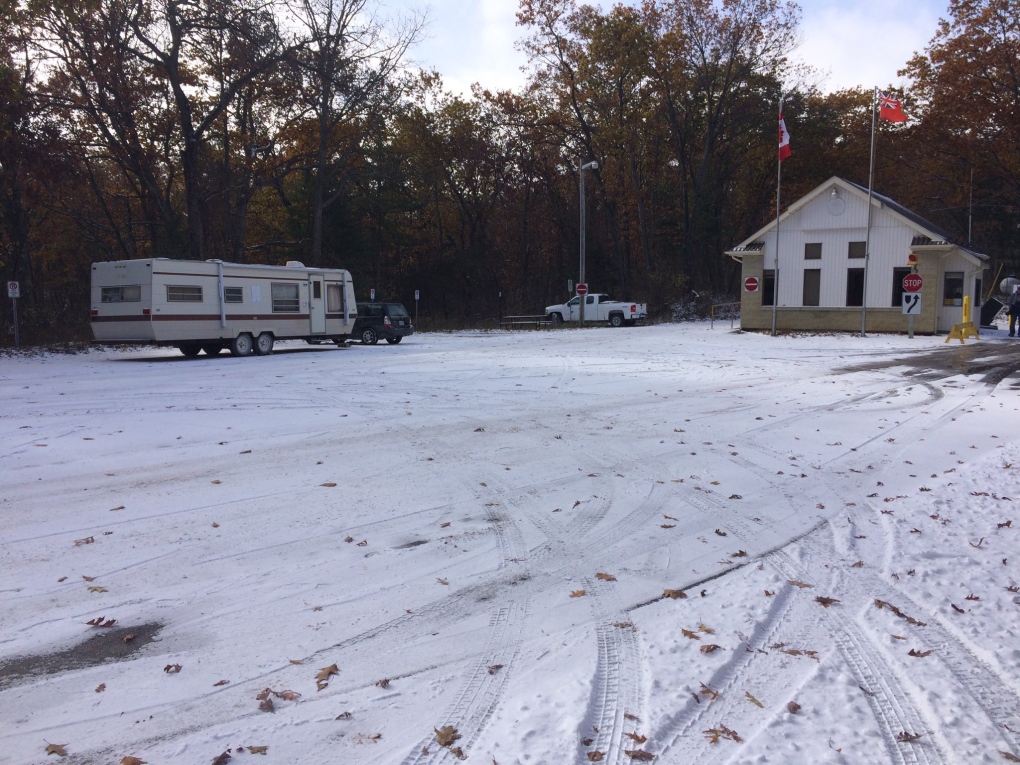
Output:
(938, 271), (964, 332)
(309, 276), (326, 333)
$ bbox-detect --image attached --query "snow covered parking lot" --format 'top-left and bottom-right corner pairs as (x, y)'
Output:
(2, 324), (1019, 764)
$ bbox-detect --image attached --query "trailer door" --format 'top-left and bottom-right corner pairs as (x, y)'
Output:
(310, 275), (326, 333)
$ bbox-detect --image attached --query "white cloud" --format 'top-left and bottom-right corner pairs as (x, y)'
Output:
(389, 0), (950, 97)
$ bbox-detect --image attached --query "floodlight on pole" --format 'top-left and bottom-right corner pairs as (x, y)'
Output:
(579, 160), (598, 326)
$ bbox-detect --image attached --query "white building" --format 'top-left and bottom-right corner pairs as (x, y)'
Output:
(725, 177), (987, 333)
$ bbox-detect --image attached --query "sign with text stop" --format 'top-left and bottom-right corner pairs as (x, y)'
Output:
(902, 273), (923, 293)
(576, 283), (588, 295)
(744, 276), (759, 293)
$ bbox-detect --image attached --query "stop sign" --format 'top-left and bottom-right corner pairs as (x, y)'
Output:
(902, 273), (923, 293)
(576, 283), (588, 295)
(744, 276), (759, 293)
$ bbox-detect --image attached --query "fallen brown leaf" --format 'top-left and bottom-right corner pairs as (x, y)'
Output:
(320, 482), (337, 487)
(95, 683), (106, 693)
(211, 752), (231, 765)
(163, 663), (182, 673)
(487, 664), (504, 674)
(570, 590), (587, 598)
(245, 745), (268, 754)
(45, 743), (68, 757)
(376, 678), (390, 689)
(213, 679), (229, 687)
(624, 751), (654, 761)
(787, 580), (812, 589)
(908, 648), (932, 658)
(120, 757), (148, 765)
(700, 644), (722, 654)
(663, 589), (687, 599)
(815, 596), (840, 608)
(681, 628), (700, 640)
(435, 725), (461, 747)
(595, 572), (617, 582)
(316, 663), (339, 690)
(587, 752), (604, 762)
(625, 732), (647, 744)
(787, 700), (801, 714)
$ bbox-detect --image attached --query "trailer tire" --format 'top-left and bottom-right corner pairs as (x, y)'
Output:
(608, 313), (624, 328)
(361, 327), (378, 345)
(550, 313), (563, 325)
(230, 333), (253, 357)
(202, 343), (225, 355)
(254, 333), (274, 356)
(179, 343), (202, 357)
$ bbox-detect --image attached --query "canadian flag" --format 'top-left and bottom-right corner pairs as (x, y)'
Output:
(778, 112), (791, 161)
(879, 93), (908, 123)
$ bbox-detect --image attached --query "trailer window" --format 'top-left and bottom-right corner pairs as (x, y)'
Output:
(101, 285), (141, 303)
(327, 284), (344, 312)
(224, 287), (243, 303)
(272, 282), (300, 312)
(167, 285), (203, 302)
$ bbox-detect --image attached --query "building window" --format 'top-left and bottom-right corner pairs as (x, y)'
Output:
(943, 271), (964, 306)
(101, 285), (141, 303)
(846, 268), (865, 306)
(804, 243), (822, 260)
(762, 270), (776, 306)
(167, 285), (202, 302)
(803, 269), (821, 306)
(848, 241), (866, 259)
(223, 287), (243, 303)
(271, 282), (300, 312)
(891, 267), (911, 307)
(327, 283), (344, 313)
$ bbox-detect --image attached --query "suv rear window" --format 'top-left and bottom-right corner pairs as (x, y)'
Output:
(386, 303), (409, 317)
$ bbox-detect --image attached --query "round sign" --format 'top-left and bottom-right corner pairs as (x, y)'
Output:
(902, 273), (923, 293)
(744, 276), (759, 293)
(576, 283), (588, 296)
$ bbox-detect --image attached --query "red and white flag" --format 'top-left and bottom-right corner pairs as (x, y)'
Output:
(778, 112), (791, 161)
(879, 93), (907, 123)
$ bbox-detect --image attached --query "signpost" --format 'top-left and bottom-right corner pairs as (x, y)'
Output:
(744, 276), (759, 293)
(414, 289), (419, 328)
(7, 280), (19, 348)
(901, 273), (922, 339)
(370, 288), (375, 300)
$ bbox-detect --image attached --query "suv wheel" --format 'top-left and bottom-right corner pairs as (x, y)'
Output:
(361, 327), (378, 345)
(386, 337), (402, 344)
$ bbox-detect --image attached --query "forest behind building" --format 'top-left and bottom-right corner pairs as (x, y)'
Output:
(0, 0), (1017, 343)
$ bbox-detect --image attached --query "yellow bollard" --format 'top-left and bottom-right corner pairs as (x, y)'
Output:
(946, 294), (979, 343)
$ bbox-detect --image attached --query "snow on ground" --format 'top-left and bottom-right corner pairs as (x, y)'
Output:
(1, 323), (1019, 765)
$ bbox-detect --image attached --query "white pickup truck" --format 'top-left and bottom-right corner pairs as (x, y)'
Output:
(545, 293), (648, 327)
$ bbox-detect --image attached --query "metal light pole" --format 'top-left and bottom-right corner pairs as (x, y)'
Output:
(579, 160), (598, 325)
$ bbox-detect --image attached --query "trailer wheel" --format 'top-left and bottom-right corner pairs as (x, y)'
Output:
(230, 333), (253, 357)
(202, 343), (225, 355)
(608, 313), (624, 328)
(179, 343), (202, 357)
(254, 332), (274, 356)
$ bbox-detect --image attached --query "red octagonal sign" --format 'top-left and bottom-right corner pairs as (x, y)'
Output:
(576, 283), (588, 295)
(902, 273), (923, 293)
(744, 276), (759, 293)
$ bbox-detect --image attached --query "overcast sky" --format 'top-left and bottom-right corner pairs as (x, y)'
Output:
(384, 0), (949, 97)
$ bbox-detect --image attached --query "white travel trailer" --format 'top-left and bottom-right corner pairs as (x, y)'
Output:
(90, 258), (357, 356)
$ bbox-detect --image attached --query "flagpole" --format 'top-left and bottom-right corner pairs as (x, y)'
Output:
(772, 94), (782, 336)
(861, 86), (878, 337)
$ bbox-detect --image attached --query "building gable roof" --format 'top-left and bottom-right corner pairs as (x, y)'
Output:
(727, 176), (987, 261)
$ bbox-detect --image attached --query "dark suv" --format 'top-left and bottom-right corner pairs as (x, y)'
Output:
(353, 302), (414, 344)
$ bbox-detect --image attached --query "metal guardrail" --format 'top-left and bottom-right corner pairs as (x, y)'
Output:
(710, 302), (741, 329)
